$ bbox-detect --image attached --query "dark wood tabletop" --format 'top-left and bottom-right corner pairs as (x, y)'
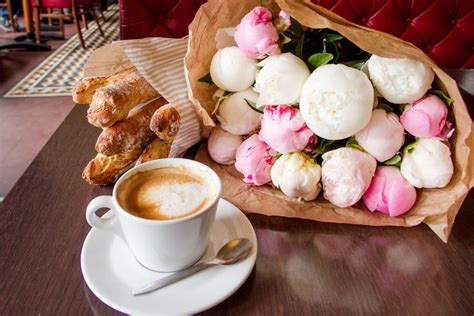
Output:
(1, 71), (473, 315)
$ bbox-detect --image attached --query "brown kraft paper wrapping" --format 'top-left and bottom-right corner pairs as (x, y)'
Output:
(185, 0), (474, 242)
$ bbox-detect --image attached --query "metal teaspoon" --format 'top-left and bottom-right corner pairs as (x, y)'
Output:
(133, 238), (253, 295)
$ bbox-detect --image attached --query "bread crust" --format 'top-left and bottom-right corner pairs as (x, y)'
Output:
(149, 104), (181, 141)
(136, 139), (172, 164)
(72, 67), (136, 105)
(82, 149), (142, 186)
(136, 105), (181, 164)
(95, 98), (167, 156)
(86, 70), (160, 128)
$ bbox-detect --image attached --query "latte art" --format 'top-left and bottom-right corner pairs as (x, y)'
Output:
(117, 166), (215, 220)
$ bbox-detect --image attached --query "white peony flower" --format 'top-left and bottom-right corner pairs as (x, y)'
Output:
(216, 88), (261, 135)
(254, 53), (310, 108)
(368, 55), (434, 104)
(321, 147), (377, 207)
(400, 138), (453, 188)
(210, 46), (257, 92)
(355, 109), (405, 162)
(271, 152), (321, 201)
(300, 64), (374, 140)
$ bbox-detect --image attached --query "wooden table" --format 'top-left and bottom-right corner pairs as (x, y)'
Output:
(1, 75), (473, 315)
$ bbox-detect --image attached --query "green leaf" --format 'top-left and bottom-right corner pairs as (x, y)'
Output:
(309, 138), (335, 158)
(431, 89), (453, 106)
(290, 17), (303, 38)
(346, 137), (365, 152)
(343, 59), (367, 70)
(295, 33), (304, 58)
(280, 33), (292, 45)
(384, 154), (402, 166)
(244, 99), (263, 114)
(403, 140), (419, 156)
(308, 53), (333, 69)
(377, 103), (394, 112)
(325, 33), (343, 43)
(198, 72), (214, 85)
(272, 153), (283, 163)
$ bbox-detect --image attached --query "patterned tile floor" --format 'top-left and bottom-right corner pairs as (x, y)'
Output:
(5, 5), (119, 97)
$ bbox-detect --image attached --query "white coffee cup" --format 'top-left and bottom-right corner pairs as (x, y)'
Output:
(85, 158), (221, 272)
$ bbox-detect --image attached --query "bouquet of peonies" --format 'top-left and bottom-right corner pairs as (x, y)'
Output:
(185, 0), (473, 241)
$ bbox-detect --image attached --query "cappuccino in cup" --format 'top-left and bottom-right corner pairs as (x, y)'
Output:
(86, 159), (221, 271)
(117, 166), (216, 220)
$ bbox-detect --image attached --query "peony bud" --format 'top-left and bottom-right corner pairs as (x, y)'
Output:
(400, 138), (453, 188)
(259, 105), (314, 154)
(274, 10), (291, 33)
(400, 94), (449, 138)
(271, 152), (321, 201)
(368, 55), (434, 104)
(216, 88), (261, 135)
(235, 134), (274, 185)
(210, 46), (257, 92)
(234, 7), (279, 59)
(355, 109), (405, 162)
(300, 64), (374, 140)
(254, 53), (310, 108)
(321, 147), (377, 207)
(363, 166), (417, 217)
(207, 126), (243, 165)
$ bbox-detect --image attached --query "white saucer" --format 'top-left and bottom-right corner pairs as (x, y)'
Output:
(81, 199), (257, 315)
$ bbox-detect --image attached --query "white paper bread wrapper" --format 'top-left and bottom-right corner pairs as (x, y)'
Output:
(84, 37), (201, 158)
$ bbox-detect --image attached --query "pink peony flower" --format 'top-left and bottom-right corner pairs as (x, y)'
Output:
(234, 7), (279, 58)
(321, 148), (377, 208)
(259, 105), (315, 154)
(355, 109), (405, 162)
(363, 166), (417, 217)
(207, 126), (243, 165)
(400, 94), (450, 138)
(235, 134), (275, 185)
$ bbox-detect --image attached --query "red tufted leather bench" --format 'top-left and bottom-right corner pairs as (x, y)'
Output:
(119, 0), (473, 69)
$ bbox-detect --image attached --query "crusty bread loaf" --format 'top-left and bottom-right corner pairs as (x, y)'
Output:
(72, 67), (136, 105)
(136, 105), (181, 164)
(149, 104), (181, 141)
(87, 70), (160, 128)
(82, 148), (142, 186)
(95, 98), (167, 156)
(136, 139), (172, 164)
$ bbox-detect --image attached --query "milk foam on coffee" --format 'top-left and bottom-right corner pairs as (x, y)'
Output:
(117, 166), (215, 220)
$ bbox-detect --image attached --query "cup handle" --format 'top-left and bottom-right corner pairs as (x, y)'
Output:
(86, 196), (123, 240)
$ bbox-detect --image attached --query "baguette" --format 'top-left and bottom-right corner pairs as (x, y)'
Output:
(82, 148), (142, 186)
(95, 98), (167, 156)
(136, 105), (181, 164)
(149, 104), (181, 141)
(87, 71), (160, 128)
(136, 139), (172, 164)
(72, 67), (136, 104)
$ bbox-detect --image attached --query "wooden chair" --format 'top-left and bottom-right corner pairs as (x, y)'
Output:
(0, 0), (16, 32)
(32, 0), (104, 49)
